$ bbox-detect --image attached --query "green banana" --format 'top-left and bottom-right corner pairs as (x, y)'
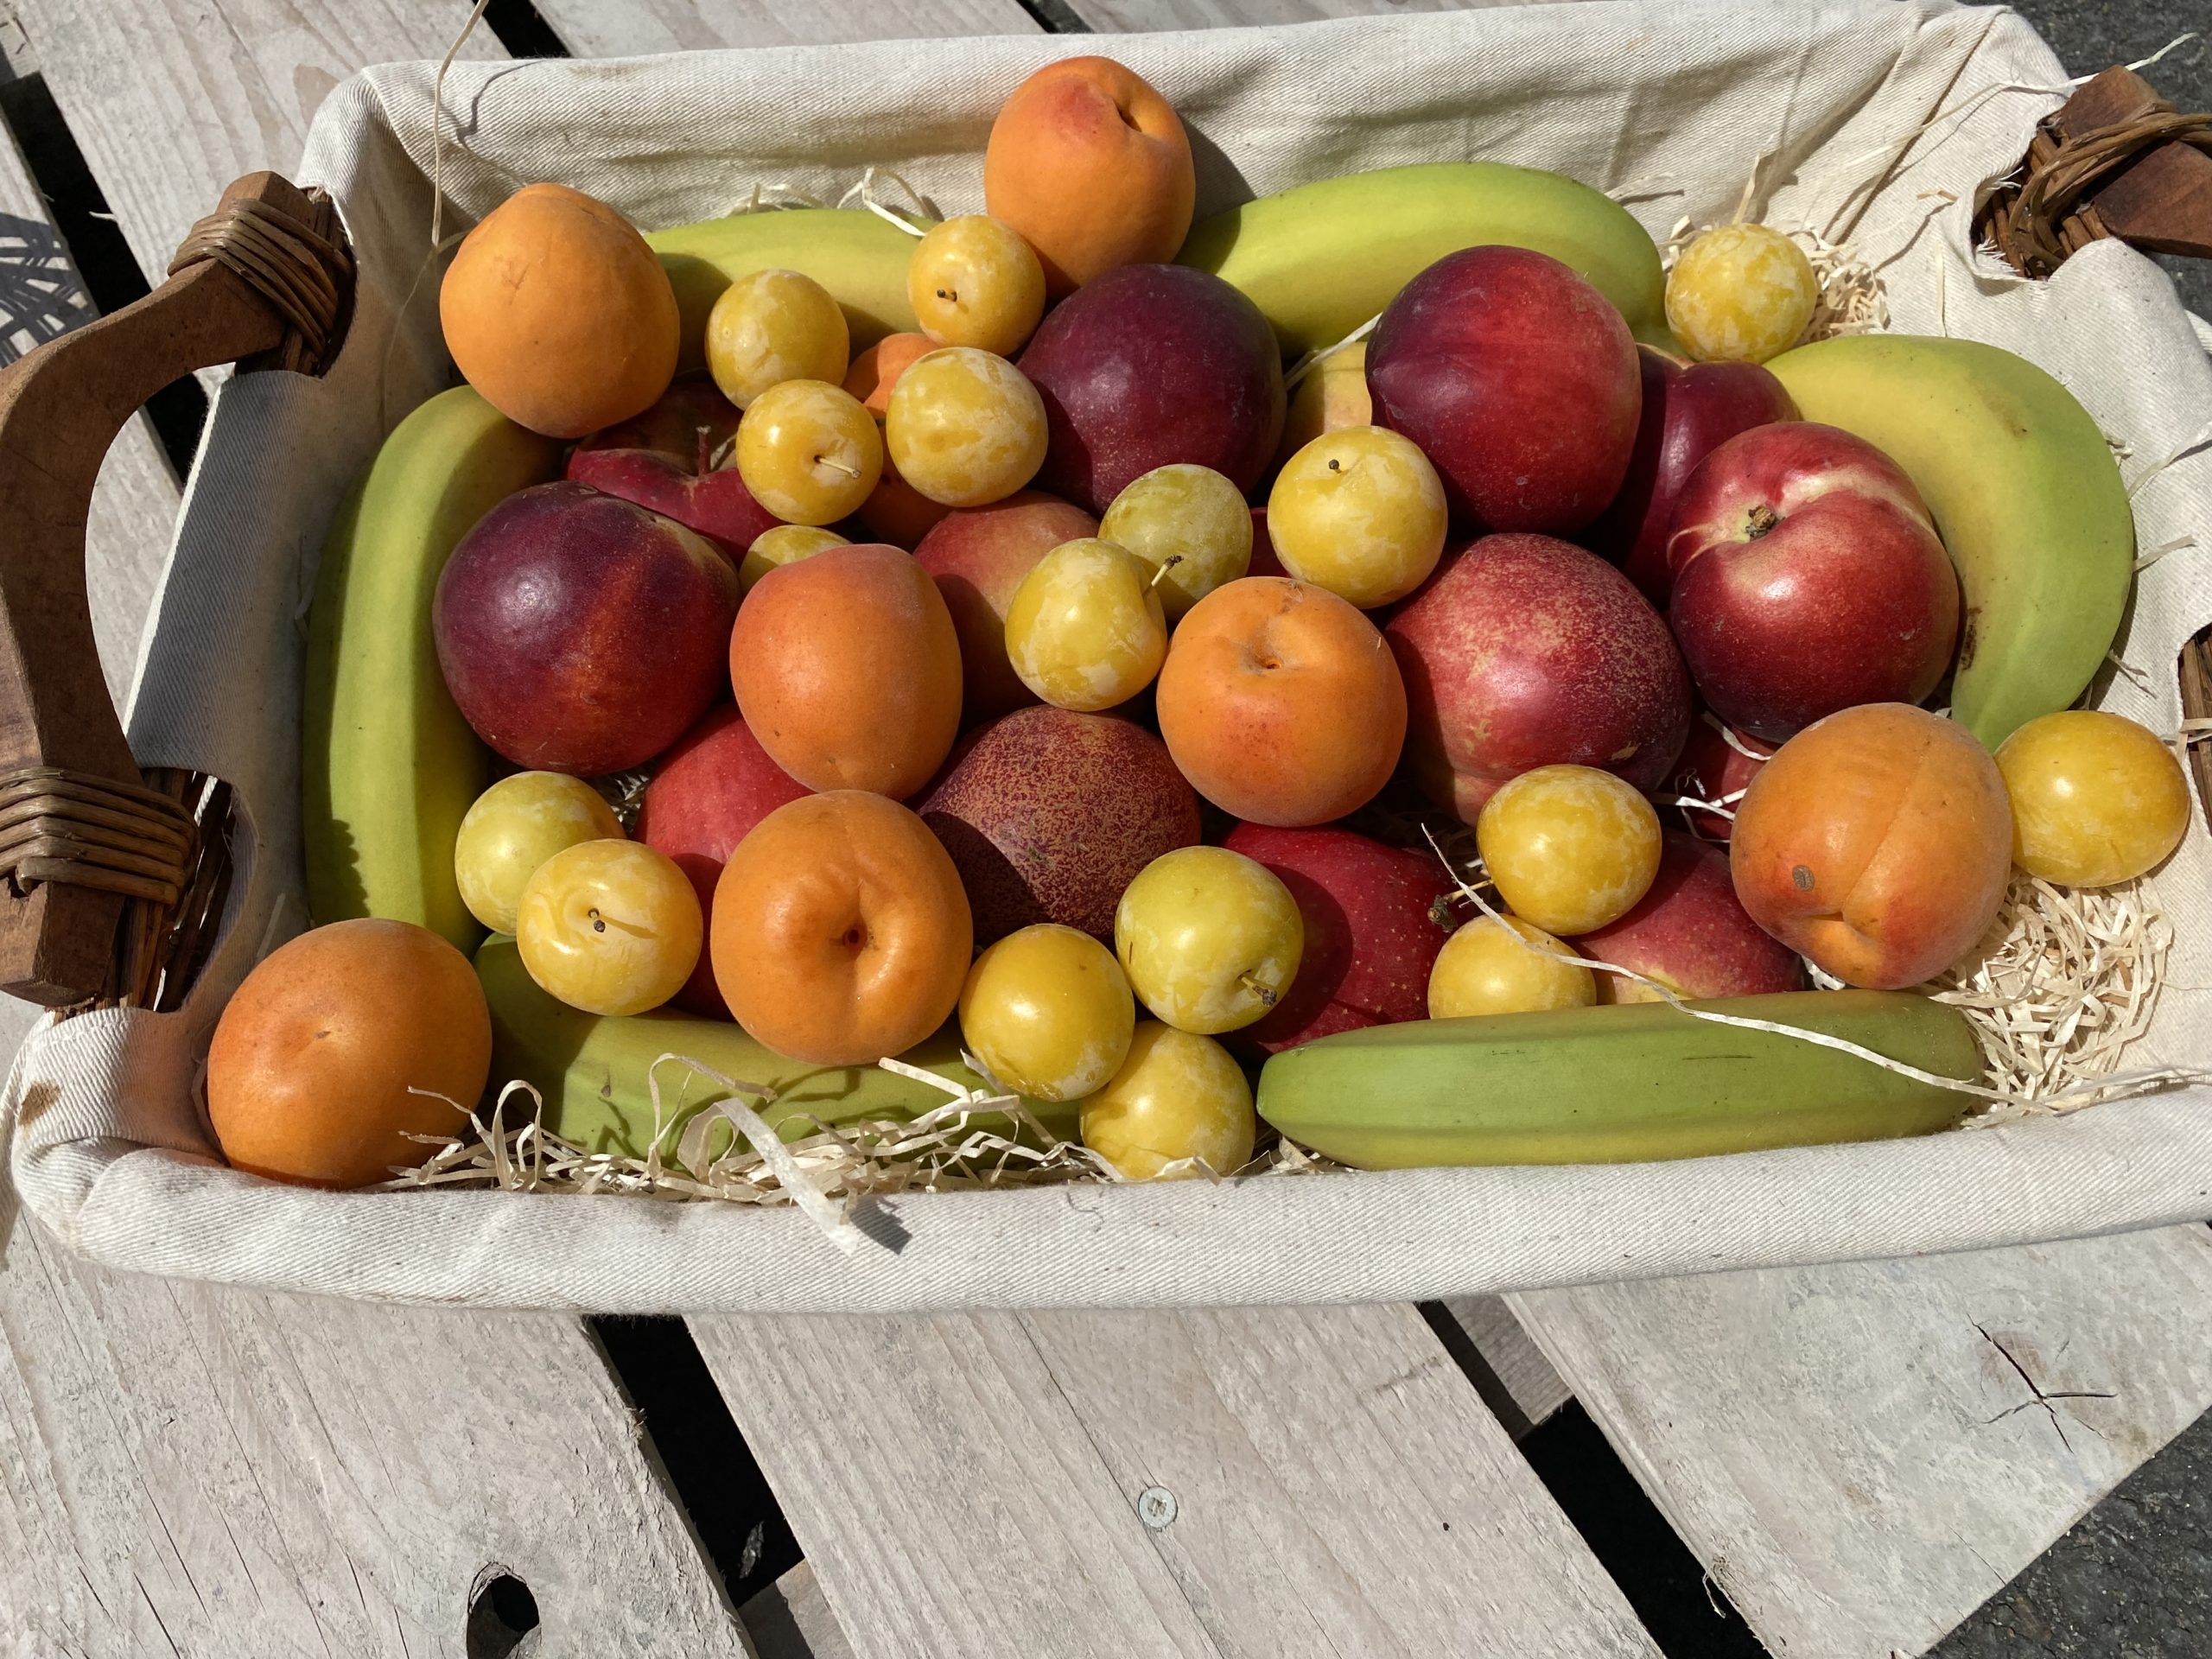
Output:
(646, 207), (924, 370)
(1178, 162), (1667, 358)
(1765, 335), (2134, 751)
(302, 386), (563, 950)
(1256, 991), (1980, 1168)
(478, 938), (1080, 1160)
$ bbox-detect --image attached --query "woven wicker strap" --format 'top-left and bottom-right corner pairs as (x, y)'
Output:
(2005, 106), (2212, 274)
(167, 194), (353, 373)
(0, 766), (198, 908)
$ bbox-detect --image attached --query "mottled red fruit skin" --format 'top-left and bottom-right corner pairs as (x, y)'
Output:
(1667, 422), (1959, 745)
(1220, 823), (1457, 1053)
(1574, 831), (1804, 1001)
(568, 379), (779, 556)
(1019, 264), (1285, 512)
(435, 481), (740, 774)
(636, 705), (810, 1017)
(914, 491), (1098, 724)
(1583, 348), (1797, 604)
(919, 707), (1201, 943)
(1384, 534), (1692, 823)
(1670, 715), (1773, 842)
(1367, 246), (1640, 535)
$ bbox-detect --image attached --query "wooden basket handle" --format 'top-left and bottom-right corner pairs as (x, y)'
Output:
(0, 171), (351, 1007)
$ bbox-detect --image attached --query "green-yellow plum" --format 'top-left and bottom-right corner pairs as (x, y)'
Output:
(886, 346), (1048, 508)
(741, 523), (848, 589)
(959, 923), (1135, 1102)
(1995, 709), (2191, 887)
(1080, 1021), (1255, 1180)
(1427, 915), (1593, 1018)
(515, 839), (702, 1017)
(454, 771), (624, 935)
(734, 379), (882, 524)
(1003, 537), (1166, 711)
(908, 216), (1047, 356)
(1114, 844), (1302, 1033)
(1097, 463), (1253, 618)
(705, 267), (849, 407)
(1267, 425), (1447, 608)
(1476, 764), (1661, 937)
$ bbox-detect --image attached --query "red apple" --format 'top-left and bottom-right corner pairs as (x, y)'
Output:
(1583, 347), (1798, 603)
(635, 705), (811, 1017)
(1671, 714), (1773, 842)
(568, 379), (779, 556)
(1666, 423), (1959, 744)
(1220, 823), (1457, 1053)
(1574, 831), (1805, 1001)
(1019, 264), (1285, 512)
(1366, 246), (1640, 535)
(920, 707), (1200, 943)
(1384, 533), (1693, 823)
(434, 481), (740, 774)
(914, 490), (1099, 724)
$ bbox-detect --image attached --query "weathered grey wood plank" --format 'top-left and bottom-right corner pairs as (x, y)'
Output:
(0, 92), (177, 711)
(690, 1305), (1661, 1659)
(10, 0), (504, 289)
(1510, 1227), (2212, 1659)
(1057, 0), (1527, 29)
(1438, 1295), (1572, 1438)
(533, 0), (1039, 57)
(742, 1561), (852, 1659)
(0, 1180), (752, 1656)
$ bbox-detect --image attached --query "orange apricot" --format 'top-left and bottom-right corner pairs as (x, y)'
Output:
(1730, 703), (2013, 989)
(983, 57), (1196, 295)
(730, 542), (963, 797)
(1155, 576), (1407, 826)
(713, 791), (973, 1064)
(440, 182), (678, 439)
(207, 919), (492, 1189)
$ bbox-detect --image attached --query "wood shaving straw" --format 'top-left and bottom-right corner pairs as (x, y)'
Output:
(1932, 873), (2186, 1122)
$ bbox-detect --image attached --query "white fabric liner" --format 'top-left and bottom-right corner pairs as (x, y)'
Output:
(9, 0), (2212, 1312)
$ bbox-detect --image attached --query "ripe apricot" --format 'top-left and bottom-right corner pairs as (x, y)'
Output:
(207, 919), (492, 1189)
(440, 182), (678, 439)
(1155, 576), (1407, 826)
(1731, 703), (2012, 988)
(713, 791), (974, 1064)
(983, 57), (1195, 294)
(730, 542), (963, 797)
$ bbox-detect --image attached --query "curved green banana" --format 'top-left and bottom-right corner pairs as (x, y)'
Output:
(478, 938), (1078, 1160)
(1256, 990), (1979, 1168)
(646, 207), (924, 369)
(1765, 335), (2134, 750)
(302, 387), (563, 950)
(1179, 162), (1666, 358)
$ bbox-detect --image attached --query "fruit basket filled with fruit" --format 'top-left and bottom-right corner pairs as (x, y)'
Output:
(7, 1), (2212, 1312)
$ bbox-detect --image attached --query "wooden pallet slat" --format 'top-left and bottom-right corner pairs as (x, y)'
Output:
(530, 0), (1040, 58)
(1511, 1226), (2212, 1659)
(690, 1305), (1662, 1659)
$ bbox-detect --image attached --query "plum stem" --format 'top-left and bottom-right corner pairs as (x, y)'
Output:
(817, 455), (863, 480)
(1149, 554), (1185, 589)
(1238, 971), (1279, 1008)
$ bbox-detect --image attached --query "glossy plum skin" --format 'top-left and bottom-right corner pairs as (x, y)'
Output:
(919, 706), (1201, 944)
(434, 481), (741, 776)
(635, 705), (811, 1016)
(1582, 347), (1797, 604)
(1573, 830), (1805, 1001)
(1220, 823), (1457, 1054)
(568, 378), (778, 556)
(1666, 422), (1959, 745)
(1366, 246), (1640, 536)
(1383, 533), (1692, 823)
(1018, 264), (1285, 512)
